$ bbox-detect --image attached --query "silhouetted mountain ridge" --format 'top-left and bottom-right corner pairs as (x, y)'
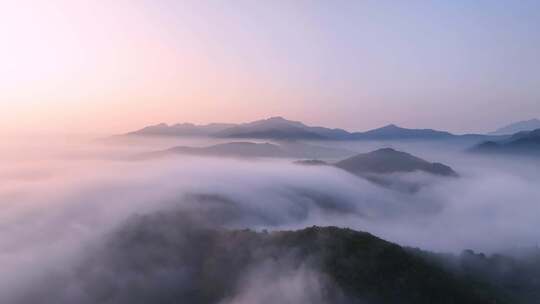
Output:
(124, 117), (499, 141)
(490, 119), (540, 135)
(139, 141), (354, 159)
(127, 122), (236, 137)
(73, 213), (514, 304)
(212, 116), (349, 140)
(351, 124), (454, 140)
(335, 148), (458, 177)
(470, 128), (540, 156)
(293, 148), (457, 193)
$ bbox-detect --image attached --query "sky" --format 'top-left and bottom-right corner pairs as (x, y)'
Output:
(1, 0), (539, 135)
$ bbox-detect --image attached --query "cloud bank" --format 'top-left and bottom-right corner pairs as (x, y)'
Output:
(1, 140), (539, 303)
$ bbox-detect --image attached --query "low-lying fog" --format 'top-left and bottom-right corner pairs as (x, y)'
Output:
(1, 136), (539, 302)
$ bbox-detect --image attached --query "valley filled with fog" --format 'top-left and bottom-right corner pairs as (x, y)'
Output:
(1, 134), (539, 303)
(3, 0), (540, 301)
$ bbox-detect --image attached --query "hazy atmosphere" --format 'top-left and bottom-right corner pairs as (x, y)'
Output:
(2, 1), (540, 304)
(2, 0), (540, 135)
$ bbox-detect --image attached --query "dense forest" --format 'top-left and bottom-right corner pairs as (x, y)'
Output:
(24, 209), (535, 304)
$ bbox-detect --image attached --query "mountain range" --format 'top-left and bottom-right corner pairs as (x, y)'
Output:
(126, 122), (236, 137)
(138, 141), (354, 160)
(138, 143), (457, 192)
(297, 148), (458, 192)
(490, 119), (540, 135)
(81, 208), (536, 304)
(124, 116), (502, 142)
(139, 142), (457, 179)
(471, 128), (540, 156)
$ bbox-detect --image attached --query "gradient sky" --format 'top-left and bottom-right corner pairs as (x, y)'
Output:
(2, 0), (539, 135)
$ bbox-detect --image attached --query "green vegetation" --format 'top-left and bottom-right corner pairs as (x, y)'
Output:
(75, 210), (529, 303)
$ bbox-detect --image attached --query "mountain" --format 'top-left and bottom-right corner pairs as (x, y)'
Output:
(215, 118), (458, 140)
(505, 128), (540, 143)
(140, 141), (354, 159)
(73, 213), (513, 304)
(412, 247), (540, 304)
(125, 117), (352, 140)
(214, 116), (351, 140)
(470, 128), (540, 156)
(126, 122), (236, 137)
(352, 124), (454, 140)
(293, 148), (457, 193)
(123, 117), (503, 142)
(335, 148), (458, 177)
(490, 119), (540, 135)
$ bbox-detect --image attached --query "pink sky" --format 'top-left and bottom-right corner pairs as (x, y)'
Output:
(2, 1), (539, 135)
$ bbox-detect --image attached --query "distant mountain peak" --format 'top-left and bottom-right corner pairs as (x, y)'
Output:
(126, 121), (235, 137)
(373, 147), (398, 153)
(381, 124), (400, 129)
(172, 122), (196, 127)
(123, 117), (490, 141)
(491, 118), (540, 135)
(254, 116), (306, 127)
(336, 148), (457, 177)
(471, 127), (540, 156)
(214, 116), (341, 140)
(266, 116), (288, 121)
(356, 124), (453, 140)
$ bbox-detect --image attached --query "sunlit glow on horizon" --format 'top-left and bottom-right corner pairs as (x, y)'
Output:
(1, 0), (539, 136)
